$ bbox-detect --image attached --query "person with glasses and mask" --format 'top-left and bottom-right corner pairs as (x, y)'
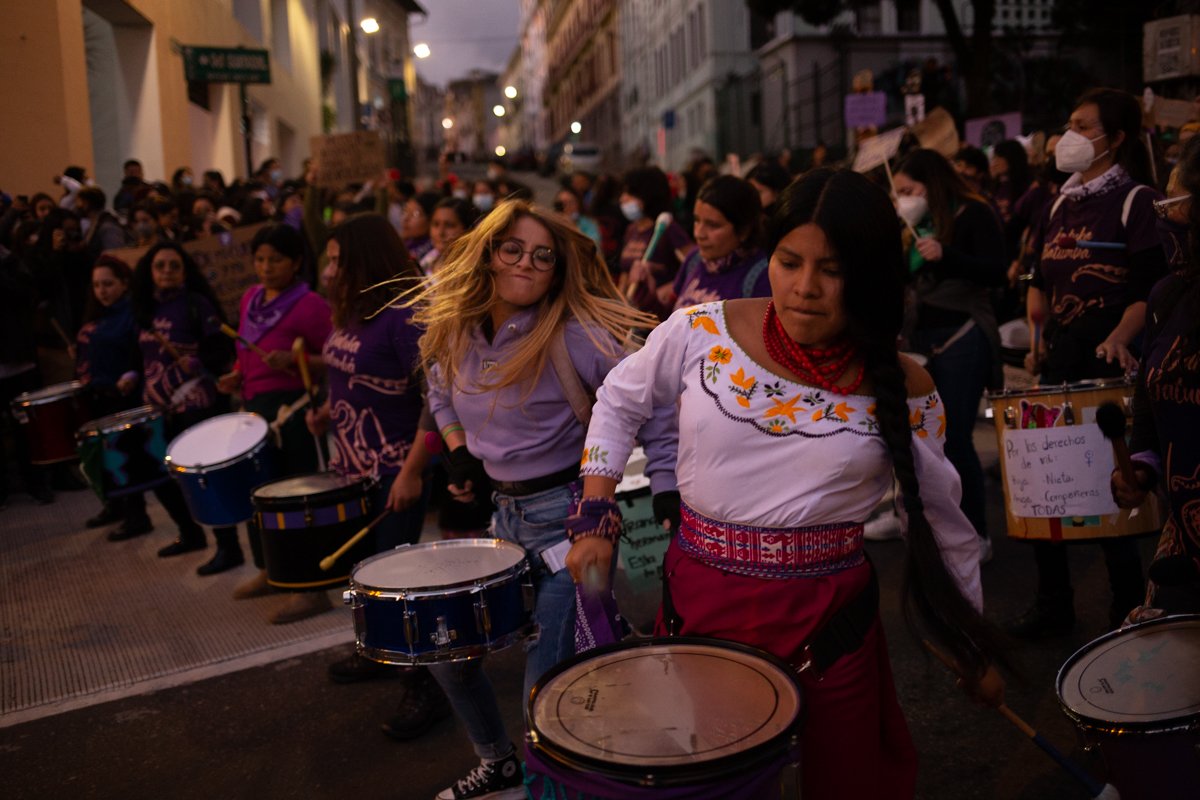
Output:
(1014, 88), (1168, 639)
(411, 199), (673, 800)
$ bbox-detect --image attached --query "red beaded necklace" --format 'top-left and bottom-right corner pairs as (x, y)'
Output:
(762, 301), (864, 396)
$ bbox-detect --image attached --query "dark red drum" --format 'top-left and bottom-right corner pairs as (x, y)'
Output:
(11, 381), (91, 464)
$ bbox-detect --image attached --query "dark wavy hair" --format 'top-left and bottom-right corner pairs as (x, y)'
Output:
(768, 168), (1010, 680)
(1078, 87), (1153, 187)
(696, 175), (762, 249)
(250, 222), (313, 287)
(992, 139), (1032, 199)
(82, 255), (135, 324)
(898, 149), (989, 245)
(130, 240), (227, 330)
(328, 213), (421, 327)
(621, 166), (673, 218)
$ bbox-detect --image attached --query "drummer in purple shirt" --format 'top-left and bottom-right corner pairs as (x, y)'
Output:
(413, 199), (674, 800)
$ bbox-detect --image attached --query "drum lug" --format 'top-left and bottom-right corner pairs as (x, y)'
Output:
(431, 615), (457, 648)
(474, 593), (492, 637)
(304, 508), (314, 527)
(198, 474), (207, 490)
(403, 609), (419, 647)
(1002, 406), (1016, 429)
(1062, 401), (1075, 425)
(341, 590), (355, 606)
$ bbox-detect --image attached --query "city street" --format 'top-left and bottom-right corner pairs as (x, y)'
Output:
(1, 419), (1155, 800)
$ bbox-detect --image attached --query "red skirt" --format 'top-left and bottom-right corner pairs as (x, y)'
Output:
(655, 540), (918, 800)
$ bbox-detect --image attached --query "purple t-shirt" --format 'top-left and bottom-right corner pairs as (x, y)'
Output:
(323, 305), (423, 480)
(139, 289), (222, 412)
(672, 248), (770, 310)
(1031, 173), (1162, 327)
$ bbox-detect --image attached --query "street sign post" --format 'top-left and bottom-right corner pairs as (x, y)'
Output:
(181, 46), (272, 177)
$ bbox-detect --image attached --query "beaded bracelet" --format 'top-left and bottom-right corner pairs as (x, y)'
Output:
(565, 496), (624, 544)
(440, 423), (465, 438)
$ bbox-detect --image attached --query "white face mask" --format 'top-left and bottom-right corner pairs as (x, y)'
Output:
(473, 193), (494, 212)
(388, 202), (404, 231)
(620, 200), (644, 222)
(1055, 129), (1108, 175)
(895, 195), (928, 227)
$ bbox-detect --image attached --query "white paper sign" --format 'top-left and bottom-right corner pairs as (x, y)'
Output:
(1002, 424), (1118, 518)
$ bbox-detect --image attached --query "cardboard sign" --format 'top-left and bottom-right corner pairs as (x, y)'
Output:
(310, 131), (387, 188)
(852, 127), (906, 173)
(1151, 96), (1195, 128)
(844, 92), (887, 129)
(616, 490), (671, 596)
(965, 112), (1022, 148)
(1002, 424), (1118, 518)
(911, 107), (960, 158)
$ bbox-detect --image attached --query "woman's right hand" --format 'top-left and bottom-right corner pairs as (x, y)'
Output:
(216, 370), (242, 395)
(1111, 467), (1152, 509)
(305, 402), (330, 437)
(566, 537), (614, 588)
(1023, 345), (1044, 375)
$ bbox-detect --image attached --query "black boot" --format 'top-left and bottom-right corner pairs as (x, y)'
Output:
(380, 669), (451, 741)
(107, 513), (154, 541)
(197, 527), (244, 576)
(86, 503), (124, 529)
(158, 522), (206, 557)
(1006, 590), (1075, 640)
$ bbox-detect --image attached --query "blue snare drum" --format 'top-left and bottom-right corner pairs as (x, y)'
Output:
(344, 539), (535, 664)
(165, 412), (276, 526)
(77, 406), (169, 502)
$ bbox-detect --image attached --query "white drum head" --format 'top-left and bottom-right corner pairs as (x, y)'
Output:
(1059, 616), (1200, 725)
(254, 472), (358, 499)
(166, 413), (267, 469)
(532, 642), (801, 768)
(353, 539), (527, 590)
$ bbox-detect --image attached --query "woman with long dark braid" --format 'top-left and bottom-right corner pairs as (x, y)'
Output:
(570, 169), (1006, 798)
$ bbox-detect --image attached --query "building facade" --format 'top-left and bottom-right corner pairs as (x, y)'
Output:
(445, 70), (503, 161)
(544, 0), (622, 169)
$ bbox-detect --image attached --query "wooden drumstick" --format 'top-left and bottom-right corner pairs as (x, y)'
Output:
(293, 338), (326, 471)
(218, 321), (270, 360)
(923, 641), (1120, 800)
(319, 509), (391, 571)
(151, 330), (194, 375)
(1095, 402), (1135, 486)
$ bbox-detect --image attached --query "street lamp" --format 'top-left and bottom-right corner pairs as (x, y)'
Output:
(570, 121), (582, 135)
(442, 118), (454, 129)
(504, 85), (518, 99)
(414, 42), (431, 59)
(360, 17), (379, 34)
(493, 105), (506, 117)
(495, 146), (507, 157)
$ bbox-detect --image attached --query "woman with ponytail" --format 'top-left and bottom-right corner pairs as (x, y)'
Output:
(570, 168), (1005, 798)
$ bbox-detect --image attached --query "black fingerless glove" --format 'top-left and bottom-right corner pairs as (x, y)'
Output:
(652, 490), (682, 531)
(443, 445), (490, 493)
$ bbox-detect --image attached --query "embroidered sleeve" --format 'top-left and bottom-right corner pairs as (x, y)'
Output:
(902, 391), (984, 611)
(582, 306), (698, 483)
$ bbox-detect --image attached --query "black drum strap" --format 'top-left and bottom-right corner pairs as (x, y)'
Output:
(662, 564), (681, 636)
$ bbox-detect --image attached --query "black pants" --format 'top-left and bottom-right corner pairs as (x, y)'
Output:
(0, 367), (52, 498)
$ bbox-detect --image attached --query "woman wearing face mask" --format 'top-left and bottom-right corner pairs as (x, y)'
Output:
(130, 242), (241, 572)
(664, 175), (770, 310)
(617, 166), (695, 318)
(216, 224), (333, 619)
(1014, 88), (1167, 638)
(894, 149), (1007, 562)
(171, 167), (195, 196)
(420, 197), (481, 275)
(553, 186), (602, 251)
(130, 202), (162, 247)
(471, 180), (498, 215)
(75, 256), (142, 534)
(400, 191), (439, 264)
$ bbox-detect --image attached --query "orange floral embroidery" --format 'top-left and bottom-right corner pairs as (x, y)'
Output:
(691, 315), (719, 335)
(708, 346), (732, 364)
(910, 407), (929, 438)
(832, 401), (855, 422)
(937, 412), (947, 438)
(766, 395), (804, 424)
(730, 367), (756, 390)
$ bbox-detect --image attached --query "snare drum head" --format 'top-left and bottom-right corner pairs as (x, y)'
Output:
(1058, 616), (1200, 728)
(82, 405), (159, 435)
(15, 381), (84, 406)
(166, 413), (267, 468)
(352, 539), (527, 591)
(253, 472), (363, 501)
(531, 639), (801, 771)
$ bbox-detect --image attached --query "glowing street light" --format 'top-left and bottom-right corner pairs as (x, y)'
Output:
(570, 121), (582, 134)
(441, 118), (454, 129)
(493, 105), (506, 117)
(413, 42), (431, 59)
(360, 17), (379, 34)
(504, 85), (518, 99)
(495, 146), (507, 157)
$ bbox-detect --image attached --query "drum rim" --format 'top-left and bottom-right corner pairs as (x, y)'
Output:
(252, 472), (375, 508)
(77, 405), (162, 437)
(357, 624), (539, 666)
(1056, 614), (1200, 734)
(165, 412), (269, 472)
(348, 538), (530, 596)
(14, 381), (86, 406)
(526, 635), (804, 786)
(987, 376), (1134, 400)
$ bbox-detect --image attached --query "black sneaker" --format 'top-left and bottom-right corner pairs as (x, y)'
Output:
(435, 753), (524, 800)
(328, 651), (401, 684)
(107, 516), (154, 541)
(380, 674), (451, 741)
(86, 505), (124, 529)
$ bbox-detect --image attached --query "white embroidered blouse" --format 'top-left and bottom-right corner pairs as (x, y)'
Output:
(581, 301), (983, 609)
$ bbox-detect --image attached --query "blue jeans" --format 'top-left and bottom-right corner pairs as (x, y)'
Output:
(911, 322), (990, 540)
(427, 481), (579, 760)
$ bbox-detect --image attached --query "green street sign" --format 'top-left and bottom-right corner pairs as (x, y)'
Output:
(183, 46), (271, 84)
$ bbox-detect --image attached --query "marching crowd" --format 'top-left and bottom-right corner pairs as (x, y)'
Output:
(2, 83), (1198, 800)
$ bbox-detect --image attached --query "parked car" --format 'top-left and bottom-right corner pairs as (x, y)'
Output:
(557, 142), (602, 176)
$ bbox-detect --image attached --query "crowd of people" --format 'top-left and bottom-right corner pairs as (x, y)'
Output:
(1, 82), (1198, 800)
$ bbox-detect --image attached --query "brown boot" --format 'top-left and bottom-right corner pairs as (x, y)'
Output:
(232, 569), (271, 600)
(269, 591), (333, 625)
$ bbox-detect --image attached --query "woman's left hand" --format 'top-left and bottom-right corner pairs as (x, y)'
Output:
(1095, 338), (1137, 372)
(263, 350), (294, 371)
(566, 537), (613, 587)
(915, 237), (943, 262)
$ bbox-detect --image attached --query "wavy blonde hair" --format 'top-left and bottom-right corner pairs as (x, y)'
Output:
(407, 198), (657, 394)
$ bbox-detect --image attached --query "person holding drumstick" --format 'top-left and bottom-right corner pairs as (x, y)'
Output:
(216, 224), (332, 619)
(130, 241), (241, 573)
(616, 166), (694, 319)
(1015, 88), (1167, 637)
(413, 199), (670, 800)
(570, 169), (1007, 800)
(75, 255), (143, 535)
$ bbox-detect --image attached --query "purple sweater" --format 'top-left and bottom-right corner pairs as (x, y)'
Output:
(139, 289), (222, 412)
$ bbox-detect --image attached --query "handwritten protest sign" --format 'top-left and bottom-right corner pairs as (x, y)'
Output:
(616, 490), (671, 596)
(911, 107), (960, 158)
(310, 130), (386, 187)
(1002, 424), (1118, 518)
(852, 127), (906, 173)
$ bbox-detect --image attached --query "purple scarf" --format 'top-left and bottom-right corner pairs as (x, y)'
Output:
(241, 281), (309, 344)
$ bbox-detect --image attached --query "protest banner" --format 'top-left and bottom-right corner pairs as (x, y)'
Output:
(965, 111), (1022, 148)
(911, 107), (960, 158)
(844, 92), (887, 130)
(310, 130), (387, 187)
(852, 127), (906, 173)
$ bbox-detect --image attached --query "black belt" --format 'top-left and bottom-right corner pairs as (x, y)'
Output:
(491, 464), (580, 497)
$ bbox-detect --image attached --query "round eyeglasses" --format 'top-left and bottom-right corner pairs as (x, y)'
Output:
(495, 239), (557, 271)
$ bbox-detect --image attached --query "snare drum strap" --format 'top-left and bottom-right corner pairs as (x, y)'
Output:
(801, 564), (880, 676)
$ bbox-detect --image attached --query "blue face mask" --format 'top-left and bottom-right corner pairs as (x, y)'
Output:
(180, 174), (193, 187)
(620, 200), (644, 222)
(269, 168), (284, 184)
(473, 193), (494, 212)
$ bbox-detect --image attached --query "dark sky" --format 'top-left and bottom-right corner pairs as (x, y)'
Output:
(411, 0), (520, 86)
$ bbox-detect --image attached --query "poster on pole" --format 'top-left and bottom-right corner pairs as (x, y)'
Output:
(911, 108), (960, 158)
(844, 92), (887, 130)
(852, 127), (906, 173)
(965, 112), (1022, 148)
(310, 131), (387, 188)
